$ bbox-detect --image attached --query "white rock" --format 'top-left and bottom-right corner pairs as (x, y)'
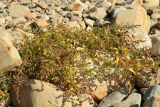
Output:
(127, 26), (152, 49)
(0, 29), (22, 74)
(84, 18), (95, 27)
(8, 3), (30, 18)
(89, 7), (107, 21)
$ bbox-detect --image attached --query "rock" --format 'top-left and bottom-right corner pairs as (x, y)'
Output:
(132, 0), (143, 6)
(98, 0), (112, 10)
(50, 14), (63, 27)
(150, 19), (157, 27)
(113, 93), (141, 107)
(115, 4), (151, 32)
(107, 0), (117, 6)
(63, 94), (95, 107)
(25, 12), (37, 20)
(0, 29), (22, 74)
(113, 6), (126, 18)
(143, 0), (159, 8)
(0, 18), (5, 26)
(154, 29), (160, 36)
(15, 28), (34, 39)
(13, 17), (27, 25)
(91, 80), (108, 101)
(40, 14), (50, 21)
(140, 88), (149, 96)
(64, 102), (72, 107)
(89, 7), (106, 22)
(99, 88), (129, 107)
(0, 1), (6, 8)
(0, 100), (5, 107)
(77, 20), (86, 29)
(151, 36), (160, 55)
(20, 0), (31, 4)
(143, 85), (160, 100)
(150, 23), (160, 34)
(127, 26), (152, 49)
(8, 3), (30, 18)
(143, 95), (160, 107)
(151, 13), (160, 20)
(70, 15), (82, 22)
(66, 21), (81, 29)
(142, 85), (160, 107)
(90, 68), (134, 101)
(5, 16), (13, 22)
(36, 18), (48, 28)
(84, 18), (95, 27)
(68, 0), (87, 11)
(36, 0), (47, 9)
(81, 100), (94, 107)
(11, 79), (64, 107)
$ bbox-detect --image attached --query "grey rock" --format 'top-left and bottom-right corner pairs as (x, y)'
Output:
(99, 88), (129, 107)
(113, 6), (126, 18)
(142, 95), (160, 107)
(143, 85), (160, 101)
(113, 93), (141, 107)
(142, 85), (160, 107)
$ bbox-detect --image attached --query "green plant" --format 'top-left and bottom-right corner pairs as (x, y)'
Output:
(0, 24), (159, 101)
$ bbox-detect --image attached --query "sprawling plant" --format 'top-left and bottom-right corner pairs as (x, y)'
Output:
(0, 25), (159, 100)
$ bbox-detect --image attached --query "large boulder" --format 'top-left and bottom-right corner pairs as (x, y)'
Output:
(127, 26), (152, 49)
(113, 93), (141, 107)
(115, 4), (151, 32)
(0, 29), (22, 74)
(98, 88), (129, 107)
(11, 79), (64, 107)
